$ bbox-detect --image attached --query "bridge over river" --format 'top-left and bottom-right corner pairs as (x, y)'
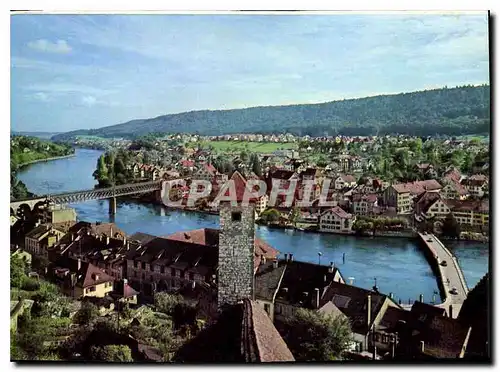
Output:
(10, 180), (163, 216)
(402, 232), (469, 318)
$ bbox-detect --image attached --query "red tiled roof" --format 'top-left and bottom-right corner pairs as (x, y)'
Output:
(322, 206), (352, 219)
(180, 160), (195, 167)
(444, 181), (469, 196)
(81, 262), (114, 287)
(164, 228), (279, 271)
(123, 283), (139, 298)
(469, 174), (488, 182)
(392, 180), (441, 195)
(443, 167), (462, 183)
(222, 171), (256, 202)
(353, 193), (378, 203)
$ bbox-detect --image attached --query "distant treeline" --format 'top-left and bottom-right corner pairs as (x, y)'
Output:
(52, 84), (490, 141)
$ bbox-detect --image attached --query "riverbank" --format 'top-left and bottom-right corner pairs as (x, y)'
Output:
(17, 153), (76, 168)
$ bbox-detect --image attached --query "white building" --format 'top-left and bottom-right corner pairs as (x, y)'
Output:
(319, 207), (356, 234)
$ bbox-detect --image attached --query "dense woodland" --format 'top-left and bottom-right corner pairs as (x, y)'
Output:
(53, 85), (490, 140)
(10, 136), (74, 201)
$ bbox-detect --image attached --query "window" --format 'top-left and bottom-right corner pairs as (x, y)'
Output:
(189, 272), (194, 280)
(141, 262), (146, 270)
(161, 266), (165, 274)
(150, 275), (153, 282)
(171, 268), (176, 277)
(89, 286), (96, 292)
(142, 273), (145, 280)
(231, 212), (242, 221)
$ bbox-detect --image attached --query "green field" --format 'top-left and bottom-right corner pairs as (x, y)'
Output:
(203, 140), (297, 153)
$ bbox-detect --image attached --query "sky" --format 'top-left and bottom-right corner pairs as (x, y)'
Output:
(11, 12), (490, 133)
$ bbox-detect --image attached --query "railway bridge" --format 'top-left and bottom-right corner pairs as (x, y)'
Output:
(10, 180), (163, 217)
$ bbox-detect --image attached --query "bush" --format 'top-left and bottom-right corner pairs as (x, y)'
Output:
(21, 277), (40, 291)
(89, 345), (133, 362)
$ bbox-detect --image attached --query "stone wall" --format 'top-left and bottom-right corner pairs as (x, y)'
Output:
(218, 202), (255, 309)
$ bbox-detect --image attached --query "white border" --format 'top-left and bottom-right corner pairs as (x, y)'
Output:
(4, 2), (497, 371)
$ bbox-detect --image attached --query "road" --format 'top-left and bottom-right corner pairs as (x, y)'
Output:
(419, 232), (469, 318)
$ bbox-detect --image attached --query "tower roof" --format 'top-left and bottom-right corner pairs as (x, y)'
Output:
(221, 171), (258, 203)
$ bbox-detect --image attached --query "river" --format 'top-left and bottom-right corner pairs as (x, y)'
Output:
(17, 148), (489, 304)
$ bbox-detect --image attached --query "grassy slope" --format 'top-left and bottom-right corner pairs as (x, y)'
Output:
(206, 140), (297, 153)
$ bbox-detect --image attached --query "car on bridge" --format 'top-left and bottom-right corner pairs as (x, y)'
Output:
(449, 287), (458, 295)
(440, 260), (448, 267)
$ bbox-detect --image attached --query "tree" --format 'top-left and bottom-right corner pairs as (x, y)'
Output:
(441, 213), (461, 239)
(155, 292), (183, 315)
(282, 308), (353, 361)
(11, 255), (26, 288)
(89, 345), (133, 362)
(74, 301), (99, 325)
(260, 208), (280, 224)
(93, 155), (109, 186)
(31, 255), (50, 272)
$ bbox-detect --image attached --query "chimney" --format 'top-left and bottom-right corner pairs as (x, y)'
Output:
(192, 280), (196, 289)
(71, 233), (75, 242)
(449, 304), (453, 318)
(315, 288), (320, 309)
(290, 253), (294, 261)
(106, 236), (110, 245)
(77, 258), (81, 271)
(123, 278), (128, 285)
(260, 255), (266, 265)
(324, 274), (327, 283)
(126, 241), (130, 250)
(110, 227), (113, 237)
(419, 294), (424, 303)
(123, 236), (127, 245)
(420, 341), (425, 353)
(367, 294), (372, 327)
(328, 261), (334, 273)
(273, 259), (279, 269)
(284, 253), (288, 262)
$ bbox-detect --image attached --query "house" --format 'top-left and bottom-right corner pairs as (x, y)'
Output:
(349, 156), (363, 172)
(194, 162), (217, 182)
(461, 177), (488, 198)
(415, 163), (438, 179)
(255, 194), (269, 215)
(442, 166), (463, 184)
(417, 197), (489, 228)
(352, 194), (378, 216)
(382, 180), (442, 214)
(334, 175), (357, 190)
(320, 281), (402, 353)
(111, 278), (139, 306)
(49, 257), (114, 299)
(256, 257), (345, 323)
(440, 182), (469, 200)
(125, 228), (280, 298)
(319, 206), (356, 234)
(25, 223), (66, 257)
(377, 301), (472, 360)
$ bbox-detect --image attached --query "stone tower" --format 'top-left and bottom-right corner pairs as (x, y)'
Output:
(217, 171), (256, 310)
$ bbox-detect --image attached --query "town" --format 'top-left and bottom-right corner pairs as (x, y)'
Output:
(10, 132), (489, 362)
(10, 11), (491, 365)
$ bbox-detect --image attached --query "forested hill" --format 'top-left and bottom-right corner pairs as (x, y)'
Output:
(52, 85), (490, 140)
